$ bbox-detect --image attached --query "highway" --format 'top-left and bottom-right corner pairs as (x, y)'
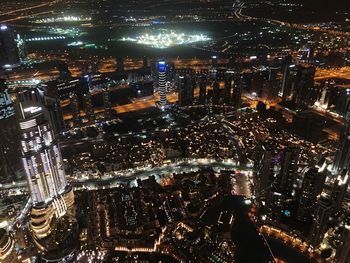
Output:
(0, 158), (252, 192)
(0, 1), (59, 16)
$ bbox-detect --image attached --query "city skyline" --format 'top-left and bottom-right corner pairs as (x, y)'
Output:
(0, 1), (350, 263)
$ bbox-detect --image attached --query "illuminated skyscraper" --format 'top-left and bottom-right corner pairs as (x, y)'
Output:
(224, 71), (233, 103)
(281, 55), (293, 101)
(18, 91), (76, 260)
(333, 99), (350, 174)
(20, 105), (67, 204)
(297, 167), (326, 222)
(0, 80), (21, 183)
(254, 142), (277, 208)
(0, 25), (20, 68)
(70, 92), (81, 126)
(232, 74), (242, 108)
(309, 197), (332, 246)
(158, 61), (167, 106)
(281, 64), (315, 107)
(103, 87), (113, 119)
(83, 92), (94, 123)
(277, 146), (300, 197)
(178, 74), (194, 107)
(211, 55), (218, 68)
(293, 66), (315, 108)
(330, 170), (349, 214)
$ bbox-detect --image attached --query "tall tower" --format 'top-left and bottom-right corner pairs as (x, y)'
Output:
(333, 99), (350, 173)
(70, 92), (81, 127)
(297, 167), (326, 222)
(103, 87), (113, 119)
(330, 170), (349, 214)
(212, 81), (220, 105)
(19, 106), (68, 204)
(232, 74), (242, 108)
(199, 73), (207, 105)
(116, 56), (125, 73)
(224, 71), (233, 103)
(254, 142), (277, 208)
(18, 90), (77, 260)
(158, 60), (167, 106)
(0, 80), (22, 183)
(277, 146), (300, 197)
(293, 66), (315, 108)
(177, 74), (194, 107)
(309, 198), (332, 246)
(83, 92), (94, 123)
(281, 55), (292, 101)
(0, 25), (20, 68)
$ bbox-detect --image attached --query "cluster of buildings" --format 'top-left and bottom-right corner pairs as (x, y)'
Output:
(253, 136), (349, 261)
(85, 170), (232, 262)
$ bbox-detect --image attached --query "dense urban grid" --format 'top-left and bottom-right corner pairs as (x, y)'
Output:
(0, 0), (350, 262)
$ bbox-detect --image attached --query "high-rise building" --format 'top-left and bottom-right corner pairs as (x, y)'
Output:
(297, 167), (326, 222)
(281, 55), (293, 101)
(166, 62), (176, 82)
(158, 61), (167, 106)
(143, 56), (149, 70)
(177, 74), (194, 107)
(232, 74), (242, 108)
(116, 56), (125, 72)
(39, 84), (66, 135)
(0, 80), (22, 184)
(297, 46), (314, 64)
(293, 66), (315, 108)
(251, 69), (269, 97)
(19, 105), (68, 204)
(336, 225), (350, 263)
(330, 170), (349, 214)
(103, 87), (113, 119)
(70, 92), (81, 126)
(277, 146), (300, 197)
(224, 71), (233, 103)
(309, 197), (332, 246)
(333, 100), (350, 174)
(281, 64), (315, 107)
(18, 94), (77, 260)
(212, 81), (220, 105)
(0, 25), (20, 68)
(83, 92), (94, 123)
(261, 67), (279, 101)
(211, 55), (218, 68)
(16, 33), (26, 63)
(199, 73), (207, 105)
(254, 142), (277, 206)
(57, 62), (72, 81)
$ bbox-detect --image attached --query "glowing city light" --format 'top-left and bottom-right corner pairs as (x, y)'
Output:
(33, 16), (92, 24)
(121, 30), (211, 49)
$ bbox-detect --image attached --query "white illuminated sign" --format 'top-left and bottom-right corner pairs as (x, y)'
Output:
(24, 106), (42, 114)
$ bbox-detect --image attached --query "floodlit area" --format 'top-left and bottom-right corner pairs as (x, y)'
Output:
(33, 16), (92, 23)
(121, 30), (211, 48)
